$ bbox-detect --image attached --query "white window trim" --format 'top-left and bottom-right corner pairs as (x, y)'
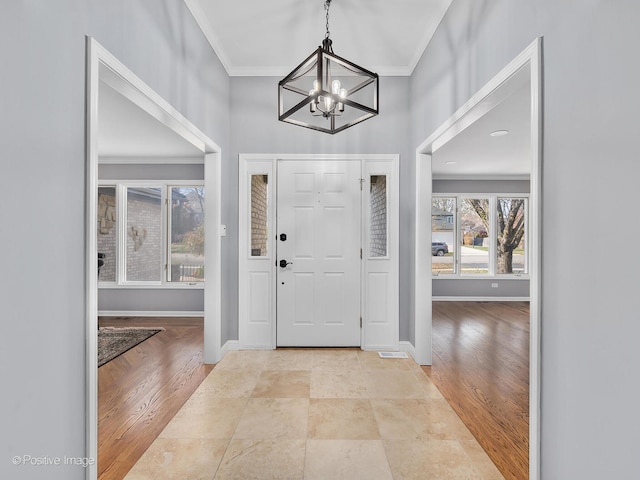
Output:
(98, 179), (205, 289)
(432, 192), (530, 280)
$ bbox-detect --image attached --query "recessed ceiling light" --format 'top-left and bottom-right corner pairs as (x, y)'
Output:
(445, 161), (457, 165)
(490, 129), (509, 137)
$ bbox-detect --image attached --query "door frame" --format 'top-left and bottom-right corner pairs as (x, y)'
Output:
(85, 37), (222, 479)
(238, 154), (399, 351)
(413, 38), (542, 479)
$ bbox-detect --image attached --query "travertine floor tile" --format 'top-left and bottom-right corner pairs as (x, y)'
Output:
(197, 368), (261, 398)
(459, 440), (505, 480)
(384, 439), (486, 480)
(310, 369), (369, 398)
(215, 438), (305, 480)
(264, 349), (314, 371)
(357, 351), (412, 371)
(252, 370), (311, 398)
(312, 349), (360, 370)
(124, 438), (227, 480)
(308, 398), (380, 439)
(304, 439), (393, 480)
(233, 398), (309, 440)
(125, 350), (503, 480)
(364, 370), (431, 399)
(372, 398), (476, 441)
(159, 396), (247, 439)
(409, 368), (450, 400)
(214, 350), (271, 371)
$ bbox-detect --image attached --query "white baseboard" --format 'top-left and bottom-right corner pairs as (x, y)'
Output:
(98, 310), (205, 317)
(432, 296), (530, 302)
(218, 340), (240, 362)
(398, 341), (417, 362)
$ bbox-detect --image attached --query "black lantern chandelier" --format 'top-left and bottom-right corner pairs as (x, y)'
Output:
(278, 0), (379, 134)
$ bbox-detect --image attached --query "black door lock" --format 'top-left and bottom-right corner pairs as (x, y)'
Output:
(280, 233), (287, 241)
(279, 259), (293, 268)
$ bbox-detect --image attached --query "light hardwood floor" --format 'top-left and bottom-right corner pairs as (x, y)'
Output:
(97, 317), (213, 480)
(423, 301), (530, 480)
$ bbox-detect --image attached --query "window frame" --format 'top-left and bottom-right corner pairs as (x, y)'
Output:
(432, 192), (529, 280)
(98, 180), (205, 289)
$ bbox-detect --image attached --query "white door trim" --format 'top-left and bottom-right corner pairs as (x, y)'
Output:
(238, 154), (399, 351)
(414, 38), (542, 480)
(86, 37), (222, 480)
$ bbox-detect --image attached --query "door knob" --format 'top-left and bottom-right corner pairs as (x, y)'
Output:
(279, 259), (293, 268)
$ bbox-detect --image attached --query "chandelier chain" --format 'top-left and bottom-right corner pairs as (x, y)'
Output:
(324, 0), (331, 39)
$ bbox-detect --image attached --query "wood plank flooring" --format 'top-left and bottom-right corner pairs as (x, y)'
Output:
(97, 317), (213, 480)
(422, 301), (530, 480)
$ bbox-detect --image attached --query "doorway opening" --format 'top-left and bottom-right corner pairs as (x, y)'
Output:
(414, 38), (542, 479)
(238, 154), (399, 352)
(85, 38), (222, 480)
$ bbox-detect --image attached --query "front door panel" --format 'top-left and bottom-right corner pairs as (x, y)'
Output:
(277, 160), (361, 346)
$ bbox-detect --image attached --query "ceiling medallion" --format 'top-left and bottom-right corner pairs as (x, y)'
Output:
(278, 0), (379, 134)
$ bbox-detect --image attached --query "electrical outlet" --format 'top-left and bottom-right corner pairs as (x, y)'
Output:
(491, 282), (499, 288)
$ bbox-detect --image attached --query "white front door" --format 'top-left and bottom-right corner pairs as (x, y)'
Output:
(276, 160), (361, 346)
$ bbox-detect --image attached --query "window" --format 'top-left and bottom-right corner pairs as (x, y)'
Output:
(460, 198), (491, 275)
(497, 197), (526, 274)
(126, 187), (163, 282)
(431, 197), (455, 274)
(432, 194), (528, 277)
(98, 183), (205, 286)
(169, 187), (205, 282)
(369, 175), (387, 257)
(250, 175), (269, 257)
(97, 187), (117, 282)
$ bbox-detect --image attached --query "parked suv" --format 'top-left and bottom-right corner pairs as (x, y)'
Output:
(432, 241), (449, 256)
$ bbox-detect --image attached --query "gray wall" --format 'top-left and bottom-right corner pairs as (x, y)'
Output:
(433, 179), (530, 297)
(98, 162), (205, 312)
(433, 278), (528, 298)
(0, 1), (229, 479)
(433, 179), (529, 194)
(228, 76), (414, 343)
(98, 289), (203, 312)
(412, 0), (640, 478)
(98, 162), (204, 181)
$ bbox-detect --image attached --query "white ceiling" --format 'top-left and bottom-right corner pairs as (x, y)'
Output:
(184, 0), (453, 76)
(98, 81), (204, 158)
(432, 70), (532, 179)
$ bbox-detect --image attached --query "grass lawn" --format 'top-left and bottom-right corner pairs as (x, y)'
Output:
(171, 244), (189, 253)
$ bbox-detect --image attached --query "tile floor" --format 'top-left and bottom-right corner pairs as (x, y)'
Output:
(124, 349), (504, 480)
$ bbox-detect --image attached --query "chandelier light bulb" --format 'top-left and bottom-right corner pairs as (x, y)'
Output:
(324, 96), (333, 111)
(309, 89), (317, 113)
(339, 88), (347, 99)
(332, 79), (341, 94)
